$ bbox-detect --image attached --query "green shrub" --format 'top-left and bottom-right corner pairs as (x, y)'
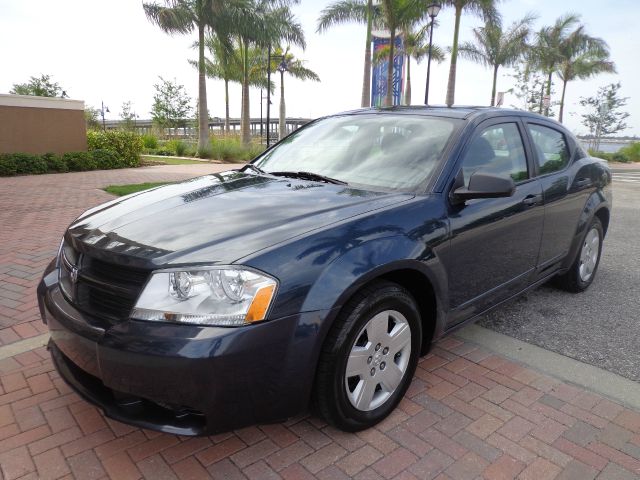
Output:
(619, 142), (640, 163)
(42, 153), (68, 173)
(164, 139), (189, 156)
(12, 153), (48, 175)
(92, 149), (120, 169)
(87, 130), (143, 167)
(154, 149), (174, 156)
(63, 152), (97, 171)
(209, 136), (265, 163)
(0, 155), (18, 176)
(141, 134), (159, 150)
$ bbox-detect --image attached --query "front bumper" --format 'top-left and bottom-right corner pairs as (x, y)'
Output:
(38, 265), (331, 436)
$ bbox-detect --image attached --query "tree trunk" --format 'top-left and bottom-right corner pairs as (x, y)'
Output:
(405, 56), (411, 105)
(361, 0), (373, 108)
(385, 26), (396, 107)
(490, 65), (499, 106)
(197, 22), (209, 153)
(279, 71), (286, 140)
(559, 78), (568, 123)
(224, 79), (230, 134)
(445, 5), (462, 107)
(240, 40), (251, 146)
(544, 70), (552, 116)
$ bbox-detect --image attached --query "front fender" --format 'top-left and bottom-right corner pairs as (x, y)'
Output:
(301, 233), (449, 339)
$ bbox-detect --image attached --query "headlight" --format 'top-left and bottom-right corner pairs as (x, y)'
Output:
(131, 267), (277, 326)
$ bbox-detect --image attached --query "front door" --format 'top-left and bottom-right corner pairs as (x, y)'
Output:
(443, 119), (545, 325)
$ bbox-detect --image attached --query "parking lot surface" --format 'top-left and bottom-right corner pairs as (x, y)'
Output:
(480, 171), (640, 382)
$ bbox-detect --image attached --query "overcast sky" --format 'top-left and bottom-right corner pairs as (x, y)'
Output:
(1, 0), (637, 136)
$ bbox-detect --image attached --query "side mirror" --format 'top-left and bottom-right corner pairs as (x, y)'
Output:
(451, 171), (516, 203)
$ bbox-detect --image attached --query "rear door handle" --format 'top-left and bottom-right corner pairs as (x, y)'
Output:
(522, 194), (542, 207)
(576, 178), (592, 188)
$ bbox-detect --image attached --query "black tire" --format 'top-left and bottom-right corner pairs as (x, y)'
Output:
(313, 280), (422, 432)
(555, 217), (604, 293)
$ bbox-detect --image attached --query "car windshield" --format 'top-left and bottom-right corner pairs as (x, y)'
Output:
(253, 114), (461, 192)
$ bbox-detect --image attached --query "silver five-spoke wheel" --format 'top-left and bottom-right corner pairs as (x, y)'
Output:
(345, 310), (411, 411)
(579, 227), (600, 282)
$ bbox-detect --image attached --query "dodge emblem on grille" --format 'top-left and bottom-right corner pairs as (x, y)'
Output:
(70, 266), (79, 284)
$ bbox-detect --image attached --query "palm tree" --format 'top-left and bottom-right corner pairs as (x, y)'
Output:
(271, 48), (320, 139)
(556, 36), (615, 122)
(377, 0), (430, 107)
(402, 25), (445, 105)
(143, 0), (245, 154)
(441, 0), (500, 107)
(237, 0), (305, 146)
(317, 0), (379, 108)
(458, 14), (535, 106)
(531, 14), (580, 116)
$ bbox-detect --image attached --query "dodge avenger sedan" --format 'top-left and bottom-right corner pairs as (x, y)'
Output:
(38, 107), (612, 435)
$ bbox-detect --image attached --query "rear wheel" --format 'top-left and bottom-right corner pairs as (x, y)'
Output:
(314, 281), (422, 431)
(555, 217), (603, 292)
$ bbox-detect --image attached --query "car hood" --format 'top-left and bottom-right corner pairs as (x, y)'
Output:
(67, 171), (413, 265)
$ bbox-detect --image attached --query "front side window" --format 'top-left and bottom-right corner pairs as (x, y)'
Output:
(254, 114), (461, 192)
(461, 123), (528, 187)
(527, 124), (570, 174)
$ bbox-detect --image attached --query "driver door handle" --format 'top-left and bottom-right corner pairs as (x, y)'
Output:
(522, 194), (543, 207)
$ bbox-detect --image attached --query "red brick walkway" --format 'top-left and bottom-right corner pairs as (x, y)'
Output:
(2, 336), (640, 479)
(0, 165), (232, 346)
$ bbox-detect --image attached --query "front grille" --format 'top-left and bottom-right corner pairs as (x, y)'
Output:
(61, 244), (151, 325)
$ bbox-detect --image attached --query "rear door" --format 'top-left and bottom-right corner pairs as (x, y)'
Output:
(443, 117), (545, 326)
(523, 121), (595, 277)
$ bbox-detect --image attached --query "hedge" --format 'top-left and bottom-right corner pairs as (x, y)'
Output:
(87, 130), (143, 167)
(1, 149), (133, 177)
(589, 142), (640, 163)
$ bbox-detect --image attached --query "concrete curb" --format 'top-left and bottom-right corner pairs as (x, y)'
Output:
(456, 324), (640, 411)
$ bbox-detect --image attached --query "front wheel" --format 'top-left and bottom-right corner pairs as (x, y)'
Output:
(555, 217), (604, 292)
(314, 281), (422, 432)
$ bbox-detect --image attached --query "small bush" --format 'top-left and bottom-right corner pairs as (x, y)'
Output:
(92, 149), (120, 169)
(164, 139), (189, 157)
(42, 153), (68, 173)
(87, 130), (143, 167)
(141, 134), (159, 150)
(12, 153), (48, 175)
(0, 155), (18, 176)
(619, 142), (640, 163)
(63, 152), (97, 171)
(154, 149), (174, 156)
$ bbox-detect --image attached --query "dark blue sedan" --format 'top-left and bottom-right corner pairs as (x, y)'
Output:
(38, 107), (612, 435)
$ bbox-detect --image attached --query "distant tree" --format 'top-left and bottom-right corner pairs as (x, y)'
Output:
(458, 14), (535, 106)
(11, 74), (64, 97)
(580, 82), (629, 150)
(85, 106), (101, 130)
(150, 77), (192, 133)
(119, 101), (137, 130)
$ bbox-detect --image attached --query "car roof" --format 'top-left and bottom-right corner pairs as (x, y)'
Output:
(339, 105), (556, 123)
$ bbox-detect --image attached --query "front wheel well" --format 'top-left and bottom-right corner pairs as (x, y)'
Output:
(378, 269), (437, 355)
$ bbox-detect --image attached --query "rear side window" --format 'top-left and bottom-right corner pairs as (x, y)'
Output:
(461, 123), (528, 187)
(527, 124), (570, 174)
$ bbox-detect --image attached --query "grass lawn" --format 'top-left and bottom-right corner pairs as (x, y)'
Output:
(104, 182), (171, 196)
(142, 155), (207, 165)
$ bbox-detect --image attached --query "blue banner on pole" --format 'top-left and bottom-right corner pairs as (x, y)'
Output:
(371, 36), (404, 107)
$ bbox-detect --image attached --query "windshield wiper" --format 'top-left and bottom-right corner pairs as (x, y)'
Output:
(242, 163), (265, 174)
(268, 171), (348, 185)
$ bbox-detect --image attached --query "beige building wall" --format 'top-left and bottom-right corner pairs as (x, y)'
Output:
(0, 94), (87, 155)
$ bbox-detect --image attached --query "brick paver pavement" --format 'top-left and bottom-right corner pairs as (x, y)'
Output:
(2, 336), (640, 479)
(0, 164), (232, 346)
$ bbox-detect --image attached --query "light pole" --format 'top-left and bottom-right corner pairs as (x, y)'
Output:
(424, 3), (441, 106)
(100, 101), (110, 131)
